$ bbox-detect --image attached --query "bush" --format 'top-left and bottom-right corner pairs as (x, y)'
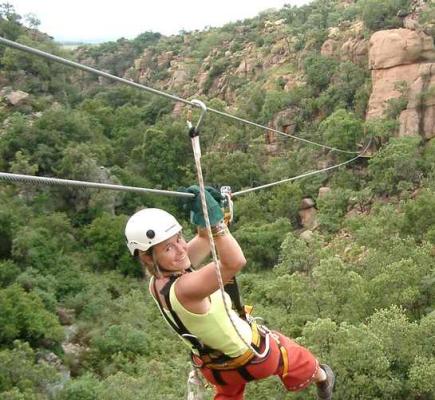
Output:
(82, 213), (139, 276)
(401, 189), (435, 243)
(359, 0), (411, 31)
(319, 109), (364, 152)
(276, 231), (324, 274)
(0, 284), (63, 346)
(0, 340), (59, 397)
(368, 136), (423, 195)
(317, 188), (351, 233)
(303, 53), (338, 93)
(233, 218), (292, 270)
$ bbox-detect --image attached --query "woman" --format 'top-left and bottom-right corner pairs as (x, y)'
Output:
(125, 187), (334, 400)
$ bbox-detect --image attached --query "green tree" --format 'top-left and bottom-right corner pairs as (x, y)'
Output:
(0, 340), (59, 398)
(303, 53), (338, 93)
(359, 0), (411, 31)
(233, 218), (292, 270)
(368, 136), (423, 195)
(401, 189), (435, 243)
(82, 213), (139, 276)
(317, 188), (351, 233)
(0, 284), (63, 346)
(319, 109), (364, 152)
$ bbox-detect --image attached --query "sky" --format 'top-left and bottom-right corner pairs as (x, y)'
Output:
(10, 0), (312, 43)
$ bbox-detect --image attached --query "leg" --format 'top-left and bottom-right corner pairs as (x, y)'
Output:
(273, 332), (319, 391)
(213, 382), (246, 400)
(199, 367), (247, 400)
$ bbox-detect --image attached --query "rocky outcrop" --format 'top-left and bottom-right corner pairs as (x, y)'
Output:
(265, 106), (300, 155)
(320, 21), (368, 65)
(299, 197), (318, 230)
(4, 90), (29, 106)
(367, 28), (435, 139)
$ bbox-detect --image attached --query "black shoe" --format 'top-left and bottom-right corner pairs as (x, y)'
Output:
(316, 364), (335, 400)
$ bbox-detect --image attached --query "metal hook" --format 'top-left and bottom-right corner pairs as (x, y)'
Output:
(187, 99), (207, 137)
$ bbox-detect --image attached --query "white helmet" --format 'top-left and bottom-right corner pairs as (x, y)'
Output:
(125, 208), (182, 255)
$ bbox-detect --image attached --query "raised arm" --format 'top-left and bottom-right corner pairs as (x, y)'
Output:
(176, 186), (247, 303)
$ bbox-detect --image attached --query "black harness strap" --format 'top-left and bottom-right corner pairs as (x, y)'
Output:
(224, 277), (245, 318)
(211, 369), (227, 386)
(236, 365), (256, 382)
(152, 276), (203, 352)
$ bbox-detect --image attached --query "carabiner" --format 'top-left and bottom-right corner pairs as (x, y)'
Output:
(187, 99), (207, 138)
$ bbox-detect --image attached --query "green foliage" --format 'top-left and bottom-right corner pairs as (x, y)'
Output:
(0, 340), (59, 398)
(202, 150), (262, 189)
(12, 213), (77, 272)
(259, 90), (295, 123)
(276, 231), (324, 274)
(368, 136), (423, 195)
(0, 4), (24, 41)
(312, 257), (368, 322)
(0, 260), (21, 288)
(233, 218), (292, 270)
(317, 188), (351, 233)
(128, 119), (194, 188)
(57, 373), (102, 400)
(408, 355), (435, 398)
(302, 320), (401, 399)
(401, 189), (435, 243)
(0, 284), (63, 346)
(319, 109), (364, 152)
(359, 0), (411, 31)
(367, 306), (420, 372)
(303, 53), (338, 93)
(91, 324), (149, 361)
(82, 213), (139, 276)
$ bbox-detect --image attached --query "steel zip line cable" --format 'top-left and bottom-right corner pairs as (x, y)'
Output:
(0, 36), (358, 154)
(232, 140), (371, 197)
(0, 172), (194, 198)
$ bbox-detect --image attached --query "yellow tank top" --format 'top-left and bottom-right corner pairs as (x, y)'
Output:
(168, 278), (252, 358)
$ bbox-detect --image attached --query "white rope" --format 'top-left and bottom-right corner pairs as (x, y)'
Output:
(189, 102), (269, 359)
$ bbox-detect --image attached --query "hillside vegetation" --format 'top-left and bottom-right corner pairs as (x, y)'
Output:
(0, 1), (434, 399)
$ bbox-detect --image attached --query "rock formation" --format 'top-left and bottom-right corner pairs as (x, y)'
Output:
(367, 28), (435, 139)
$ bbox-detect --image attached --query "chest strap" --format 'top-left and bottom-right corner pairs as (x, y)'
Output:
(152, 275), (210, 354)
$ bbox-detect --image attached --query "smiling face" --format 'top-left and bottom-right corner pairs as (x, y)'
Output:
(151, 232), (190, 273)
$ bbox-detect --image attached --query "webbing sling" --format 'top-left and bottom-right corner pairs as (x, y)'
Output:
(152, 275), (207, 354)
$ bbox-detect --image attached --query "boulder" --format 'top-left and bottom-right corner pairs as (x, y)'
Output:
(57, 308), (75, 325)
(340, 38), (368, 64)
(5, 90), (29, 106)
(299, 207), (318, 230)
(169, 67), (189, 88)
(367, 62), (435, 138)
(268, 106), (300, 135)
(301, 197), (315, 209)
(369, 29), (435, 70)
(300, 230), (314, 242)
(321, 39), (340, 58)
(318, 187), (331, 198)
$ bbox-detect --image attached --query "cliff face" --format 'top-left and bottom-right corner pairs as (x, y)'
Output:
(90, 2), (435, 143)
(367, 28), (435, 139)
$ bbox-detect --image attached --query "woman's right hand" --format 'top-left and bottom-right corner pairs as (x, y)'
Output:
(184, 185), (224, 227)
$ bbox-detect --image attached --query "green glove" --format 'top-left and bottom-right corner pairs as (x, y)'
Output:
(185, 185), (224, 227)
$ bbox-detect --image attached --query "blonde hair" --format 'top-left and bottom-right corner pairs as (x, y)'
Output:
(138, 249), (162, 278)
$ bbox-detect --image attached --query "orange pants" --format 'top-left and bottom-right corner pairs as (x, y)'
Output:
(197, 331), (319, 400)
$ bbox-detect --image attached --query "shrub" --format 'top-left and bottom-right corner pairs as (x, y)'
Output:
(368, 136), (423, 195)
(233, 218), (292, 270)
(401, 189), (435, 243)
